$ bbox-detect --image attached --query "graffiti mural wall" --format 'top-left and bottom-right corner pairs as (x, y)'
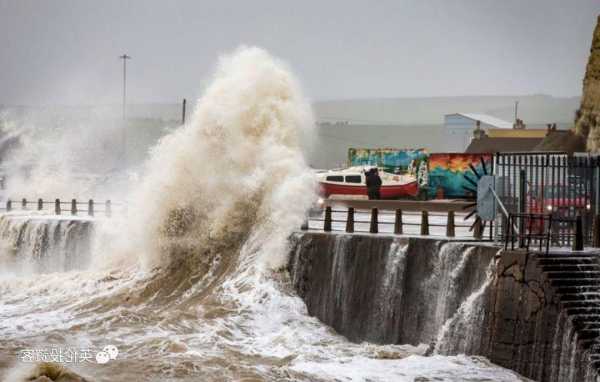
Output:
(348, 148), (428, 173)
(427, 153), (492, 198)
(347, 148), (492, 199)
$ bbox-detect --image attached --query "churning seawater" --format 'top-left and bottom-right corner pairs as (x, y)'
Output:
(0, 47), (530, 382)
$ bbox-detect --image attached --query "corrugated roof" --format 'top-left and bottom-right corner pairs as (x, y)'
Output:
(449, 113), (514, 129)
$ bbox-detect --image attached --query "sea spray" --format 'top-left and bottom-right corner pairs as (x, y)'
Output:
(126, 46), (315, 271)
(0, 48), (535, 382)
(0, 108), (135, 200)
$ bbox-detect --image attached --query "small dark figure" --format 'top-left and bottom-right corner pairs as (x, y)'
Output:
(365, 168), (382, 200)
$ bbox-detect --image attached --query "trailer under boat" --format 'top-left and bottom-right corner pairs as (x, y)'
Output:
(316, 166), (418, 199)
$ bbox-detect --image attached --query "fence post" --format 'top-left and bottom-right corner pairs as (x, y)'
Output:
(593, 214), (600, 247)
(300, 218), (309, 230)
(546, 214), (552, 255)
(421, 211), (429, 235)
(6, 199), (11, 212)
(323, 206), (332, 232)
(446, 211), (455, 237)
(474, 218), (483, 240)
(574, 214), (584, 251)
(71, 199), (77, 215)
(105, 200), (112, 218)
(21, 198), (26, 210)
(394, 209), (403, 235)
(518, 169), (526, 248)
(37, 198), (43, 211)
(346, 207), (354, 233)
(88, 199), (94, 217)
(370, 208), (378, 234)
(55, 199), (61, 215)
(504, 215), (509, 250)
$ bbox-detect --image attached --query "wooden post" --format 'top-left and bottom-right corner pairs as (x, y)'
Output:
(55, 199), (61, 215)
(88, 199), (94, 217)
(593, 214), (600, 247)
(446, 211), (455, 237)
(474, 218), (483, 240)
(6, 199), (11, 212)
(370, 208), (378, 234)
(394, 209), (403, 235)
(71, 199), (77, 215)
(21, 198), (26, 210)
(300, 218), (309, 230)
(105, 200), (112, 218)
(421, 211), (429, 235)
(37, 198), (43, 211)
(323, 206), (332, 232)
(346, 207), (354, 233)
(574, 214), (584, 251)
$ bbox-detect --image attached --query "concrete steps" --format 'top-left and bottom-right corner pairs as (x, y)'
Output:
(541, 264), (600, 271)
(547, 271), (600, 278)
(537, 254), (600, 375)
(556, 286), (600, 294)
(551, 279), (600, 287)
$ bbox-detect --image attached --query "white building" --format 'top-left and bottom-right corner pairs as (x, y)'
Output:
(444, 113), (514, 152)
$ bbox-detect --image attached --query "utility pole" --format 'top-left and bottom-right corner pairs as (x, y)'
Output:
(119, 54), (131, 163)
(514, 100), (519, 123)
(119, 54), (131, 120)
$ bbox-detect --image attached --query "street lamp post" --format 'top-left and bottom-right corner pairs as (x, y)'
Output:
(119, 54), (131, 163)
(119, 54), (131, 120)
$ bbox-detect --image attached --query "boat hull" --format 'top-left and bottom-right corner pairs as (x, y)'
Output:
(318, 181), (418, 199)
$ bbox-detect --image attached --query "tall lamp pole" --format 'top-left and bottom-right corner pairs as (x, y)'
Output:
(119, 54), (131, 162)
(119, 54), (131, 120)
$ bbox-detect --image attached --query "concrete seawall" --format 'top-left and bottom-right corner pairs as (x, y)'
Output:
(0, 213), (94, 273)
(288, 232), (599, 382)
(490, 250), (598, 381)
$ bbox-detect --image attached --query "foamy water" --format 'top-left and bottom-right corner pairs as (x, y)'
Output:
(0, 47), (530, 382)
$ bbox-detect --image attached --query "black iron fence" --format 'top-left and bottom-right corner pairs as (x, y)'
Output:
(495, 152), (599, 247)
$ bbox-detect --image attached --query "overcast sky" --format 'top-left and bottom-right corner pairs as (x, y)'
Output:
(0, 0), (598, 106)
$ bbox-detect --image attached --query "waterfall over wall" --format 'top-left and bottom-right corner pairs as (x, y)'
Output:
(288, 232), (497, 349)
(289, 232), (600, 382)
(0, 214), (93, 273)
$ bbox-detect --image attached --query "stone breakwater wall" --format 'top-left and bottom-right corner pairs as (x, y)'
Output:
(288, 232), (599, 381)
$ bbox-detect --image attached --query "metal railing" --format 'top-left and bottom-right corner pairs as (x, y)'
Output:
(306, 199), (489, 239)
(503, 212), (583, 254)
(0, 198), (122, 217)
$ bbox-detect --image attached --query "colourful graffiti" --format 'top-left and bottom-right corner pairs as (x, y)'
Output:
(347, 148), (492, 199)
(348, 148), (428, 173)
(427, 153), (492, 198)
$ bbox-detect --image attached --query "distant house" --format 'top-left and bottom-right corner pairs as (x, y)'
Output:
(465, 121), (562, 153)
(465, 135), (545, 154)
(445, 113), (553, 153)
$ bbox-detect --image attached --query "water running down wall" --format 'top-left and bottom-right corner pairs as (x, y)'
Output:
(0, 214), (93, 274)
(288, 233), (497, 349)
(288, 232), (600, 382)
